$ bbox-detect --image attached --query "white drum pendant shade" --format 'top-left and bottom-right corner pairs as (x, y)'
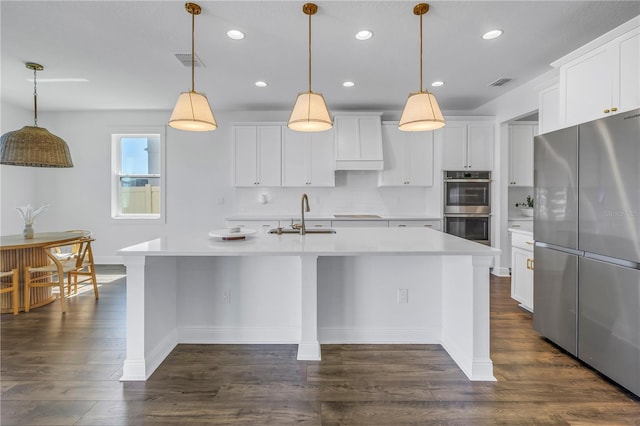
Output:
(399, 91), (445, 131)
(288, 91), (332, 132)
(169, 91), (217, 131)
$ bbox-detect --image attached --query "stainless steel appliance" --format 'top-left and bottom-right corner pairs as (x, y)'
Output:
(444, 171), (491, 245)
(534, 108), (640, 397)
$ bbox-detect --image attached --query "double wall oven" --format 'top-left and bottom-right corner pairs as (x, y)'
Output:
(443, 171), (491, 245)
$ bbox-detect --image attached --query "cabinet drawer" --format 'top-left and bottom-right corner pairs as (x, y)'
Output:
(226, 221), (279, 233)
(512, 232), (534, 251)
(389, 220), (441, 231)
(287, 219), (332, 228)
(331, 220), (389, 228)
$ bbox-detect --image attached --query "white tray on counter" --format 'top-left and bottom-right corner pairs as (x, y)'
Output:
(208, 228), (257, 240)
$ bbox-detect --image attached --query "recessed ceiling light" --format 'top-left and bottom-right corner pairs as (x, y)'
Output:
(355, 30), (373, 41)
(255, 81), (267, 87)
(431, 81), (444, 87)
(342, 81), (355, 87)
(227, 30), (245, 40)
(482, 29), (503, 40)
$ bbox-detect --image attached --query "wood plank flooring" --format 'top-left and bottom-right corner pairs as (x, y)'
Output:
(2, 265), (639, 425)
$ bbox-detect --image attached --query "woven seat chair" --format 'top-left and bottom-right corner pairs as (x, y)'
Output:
(0, 269), (19, 315)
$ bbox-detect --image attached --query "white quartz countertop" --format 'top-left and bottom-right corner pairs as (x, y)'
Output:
(509, 227), (534, 237)
(118, 227), (500, 257)
(226, 214), (441, 221)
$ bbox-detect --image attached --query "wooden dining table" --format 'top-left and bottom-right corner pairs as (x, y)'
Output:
(0, 232), (83, 313)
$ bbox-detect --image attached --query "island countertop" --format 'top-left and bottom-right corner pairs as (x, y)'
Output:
(118, 227), (500, 257)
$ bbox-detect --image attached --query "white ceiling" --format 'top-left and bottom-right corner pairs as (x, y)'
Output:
(2, 1), (639, 115)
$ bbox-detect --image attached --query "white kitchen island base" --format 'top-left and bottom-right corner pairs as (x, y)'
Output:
(118, 228), (499, 382)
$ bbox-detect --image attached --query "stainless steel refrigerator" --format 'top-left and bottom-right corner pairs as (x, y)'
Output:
(533, 109), (640, 396)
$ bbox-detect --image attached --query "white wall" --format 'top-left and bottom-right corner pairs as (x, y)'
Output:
(473, 69), (559, 275)
(0, 106), (445, 263)
(0, 105), (39, 234)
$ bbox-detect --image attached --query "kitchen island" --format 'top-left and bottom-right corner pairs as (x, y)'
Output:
(118, 227), (499, 382)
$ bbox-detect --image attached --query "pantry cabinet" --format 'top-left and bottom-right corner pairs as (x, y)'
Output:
(281, 127), (335, 187)
(442, 121), (494, 171)
(233, 125), (281, 187)
(379, 124), (434, 187)
(508, 124), (537, 187)
(557, 24), (639, 126)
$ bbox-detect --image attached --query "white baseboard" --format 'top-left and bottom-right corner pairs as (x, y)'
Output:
(178, 326), (299, 344)
(491, 266), (511, 277)
(319, 327), (441, 344)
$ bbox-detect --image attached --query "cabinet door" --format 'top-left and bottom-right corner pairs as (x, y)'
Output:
(282, 128), (309, 187)
(562, 45), (613, 126)
(309, 130), (335, 186)
(406, 131), (434, 186)
(616, 29), (640, 113)
(467, 123), (494, 171)
(379, 124), (407, 186)
(234, 126), (258, 187)
(509, 125), (534, 187)
(389, 220), (441, 231)
(442, 123), (467, 170)
(256, 126), (281, 187)
(511, 247), (534, 312)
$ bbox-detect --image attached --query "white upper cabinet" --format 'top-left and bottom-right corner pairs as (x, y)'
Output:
(378, 123), (434, 187)
(556, 22), (639, 126)
(233, 125), (281, 187)
(282, 127), (335, 187)
(442, 121), (494, 171)
(508, 124), (536, 187)
(334, 114), (384, 170)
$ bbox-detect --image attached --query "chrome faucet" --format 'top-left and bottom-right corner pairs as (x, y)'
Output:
(300, 193), (310, 235)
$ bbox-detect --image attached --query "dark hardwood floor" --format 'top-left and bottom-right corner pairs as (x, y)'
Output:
(2, 266), (639, 425)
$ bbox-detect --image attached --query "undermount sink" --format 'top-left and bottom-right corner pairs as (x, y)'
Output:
(268, 228), (336, 235)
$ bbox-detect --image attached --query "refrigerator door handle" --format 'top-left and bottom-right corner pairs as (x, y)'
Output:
(534, 241), (584, 256)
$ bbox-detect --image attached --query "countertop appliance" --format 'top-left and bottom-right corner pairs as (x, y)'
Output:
(533, 108), (640, 397)
(443, 171), (491, 245)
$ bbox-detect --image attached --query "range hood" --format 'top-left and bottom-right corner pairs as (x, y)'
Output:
(334, 114), (384, 171)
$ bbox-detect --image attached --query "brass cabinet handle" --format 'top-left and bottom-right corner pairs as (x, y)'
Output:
(604, 109), (610, 113)
(612, 107), (618, 112)
(525, 241), (533, 245)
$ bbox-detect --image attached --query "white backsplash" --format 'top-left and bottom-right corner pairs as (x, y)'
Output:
(234, 170), (441, 217)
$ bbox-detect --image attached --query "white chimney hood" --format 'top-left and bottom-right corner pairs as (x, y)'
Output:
(334, 113), (384, 171)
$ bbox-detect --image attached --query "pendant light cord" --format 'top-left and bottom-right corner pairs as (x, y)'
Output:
(191, 9), (195, 93)
(308, 11), (312, 93)
(33, 67), (38, 127)
(419, 11), (423, 93)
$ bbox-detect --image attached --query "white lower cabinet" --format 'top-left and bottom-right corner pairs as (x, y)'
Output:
(388, 220), (441, 231)
(226, 220), (279, 234)
(331, 220), (389, 228)
(510, 232), (534, 312)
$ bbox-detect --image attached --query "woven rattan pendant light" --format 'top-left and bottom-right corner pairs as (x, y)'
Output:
(0, 63), (73, 167)
(398, 3), (445, 132)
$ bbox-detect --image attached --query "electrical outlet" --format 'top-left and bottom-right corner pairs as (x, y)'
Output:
(398, 288), (408, 304)
(221, 289), (230, 304)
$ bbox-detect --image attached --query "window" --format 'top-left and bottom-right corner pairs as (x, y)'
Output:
(111, 130), (164, 220)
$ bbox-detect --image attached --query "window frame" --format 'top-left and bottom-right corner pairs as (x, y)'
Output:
(110, 126), (166, 223)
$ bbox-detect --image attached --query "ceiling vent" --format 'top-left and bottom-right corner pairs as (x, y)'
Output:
(488, 77), (512, 87)
(174, 53), (204, 67)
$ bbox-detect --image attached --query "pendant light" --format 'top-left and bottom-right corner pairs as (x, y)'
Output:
(398, 3), (445, 132)
(0, 63), (73, 168)
(287, 3), (332, 132)
(169, 2), (217, 132)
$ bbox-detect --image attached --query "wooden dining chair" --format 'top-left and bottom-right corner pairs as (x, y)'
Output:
(67, 237), (99, 300)
(24, 238), (92, 313)
(0, 269), (19, 315)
